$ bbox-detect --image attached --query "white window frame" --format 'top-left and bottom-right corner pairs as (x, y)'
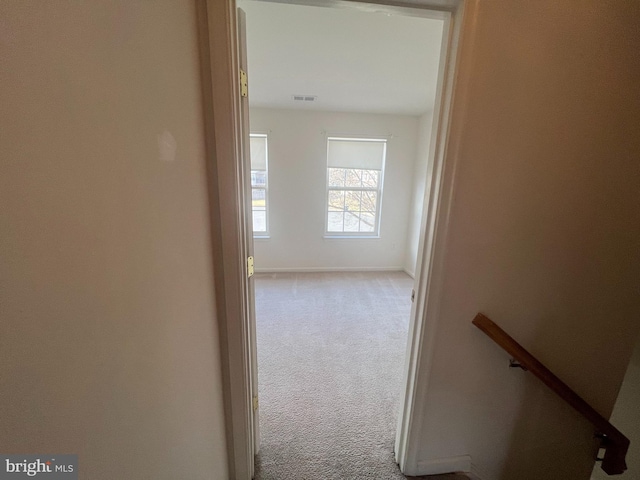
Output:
(324, 136), (387, 238)
(250, 133), (269, 237)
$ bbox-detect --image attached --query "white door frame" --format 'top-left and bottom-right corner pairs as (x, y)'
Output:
(198, 0), (477, 477)
(196, 1), (254, 479)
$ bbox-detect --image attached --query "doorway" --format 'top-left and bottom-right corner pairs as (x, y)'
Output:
(198, 0), (467, 477)
(240, 1), (445, 477)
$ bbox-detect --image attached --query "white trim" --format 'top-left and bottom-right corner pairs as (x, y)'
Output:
(260, 0), (453, 20)
(416, 455), (472, 476)
(414, 456), (488, 480)
(403, 267), (416, 279)
(323, 235), (381, 240)
(396, 5), (456, 473)
(249, 129), (272, 135)
(327, 136), (389, 143)
(198, 1), (254, 478)
(323, 130), (395, 141)
(468, 463), (490, 480)
(254, 266), (405, 274)
(394, 0), (475, 474)
(238, 6), (261, 461)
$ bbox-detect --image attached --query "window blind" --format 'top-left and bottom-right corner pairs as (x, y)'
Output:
(327, 138), (385, 170)
(250, 135), (267, 170)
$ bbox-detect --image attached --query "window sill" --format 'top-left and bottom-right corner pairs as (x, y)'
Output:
(253, 235), (270, 240)
(323, 235), (380, 240)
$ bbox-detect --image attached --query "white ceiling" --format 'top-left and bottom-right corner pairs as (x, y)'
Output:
(238, 1), (444, 115)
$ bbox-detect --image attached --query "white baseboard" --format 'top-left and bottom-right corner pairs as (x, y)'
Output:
(403, 267), (415, 278)
(254, 266), (405, 274)
(468, 464), (488, 480)
(413, 456), (487, 479)
(416, 455), (472, 476)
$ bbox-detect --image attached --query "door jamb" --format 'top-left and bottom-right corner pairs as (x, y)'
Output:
(198, 0), (476, 477)
(391, 0), (477, 474)
(197, 1), (254, 479)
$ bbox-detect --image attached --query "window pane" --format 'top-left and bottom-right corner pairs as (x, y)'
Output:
(251, 170), (266, 188)
(328, 190), (345, 211)
(345, 169), (362, 188)
(328, 168), (346, 187)
(327, 212), (344, 232)
(361, 191), (377, 212)
(344, 190), (361, 213)
(252, 188), (266, 208)
(252, 210), (266, 232)
(343, 211), (360, 232)
(361, 170), (379, 188)
(359, 212), (376, 232)
(250, 134), (268, 236)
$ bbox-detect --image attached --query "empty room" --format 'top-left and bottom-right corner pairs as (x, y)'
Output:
(239, 1), (444, 477)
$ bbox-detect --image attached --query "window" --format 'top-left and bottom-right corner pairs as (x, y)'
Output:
(326, 137), (386, 236)
(250, 134), (268, 235)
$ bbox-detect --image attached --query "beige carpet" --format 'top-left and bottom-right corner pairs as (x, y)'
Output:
(254, 271), (424, 479)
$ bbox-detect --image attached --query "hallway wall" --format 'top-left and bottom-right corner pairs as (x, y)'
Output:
(411, 0), (640, 478)
(0, 2), (228, 478)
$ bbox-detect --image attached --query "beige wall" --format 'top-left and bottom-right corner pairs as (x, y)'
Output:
(0, 1), (228, 478)
(413, 0), (640, 478)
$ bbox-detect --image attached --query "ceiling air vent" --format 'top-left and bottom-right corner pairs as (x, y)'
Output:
(292, 95), (317, 102)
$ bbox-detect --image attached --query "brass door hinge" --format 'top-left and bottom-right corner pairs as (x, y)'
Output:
(247, 256), (254, 278)
(253, 395), (259, 411)
(240, 69), (248, 98)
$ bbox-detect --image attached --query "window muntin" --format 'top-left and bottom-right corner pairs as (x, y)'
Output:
(249, 134), (268, 235)
(325, 138), (386, 236)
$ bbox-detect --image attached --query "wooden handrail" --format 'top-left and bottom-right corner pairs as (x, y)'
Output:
(472, 313), (629, 476)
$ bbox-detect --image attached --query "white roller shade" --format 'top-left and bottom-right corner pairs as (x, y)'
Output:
(250, 135), (267, 170)
(327, 138), (386, 170)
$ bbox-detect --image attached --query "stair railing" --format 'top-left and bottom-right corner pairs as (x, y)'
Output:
(472, 313), (629, 475)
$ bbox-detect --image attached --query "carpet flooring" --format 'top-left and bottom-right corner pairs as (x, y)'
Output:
(253, 271), (420, 479)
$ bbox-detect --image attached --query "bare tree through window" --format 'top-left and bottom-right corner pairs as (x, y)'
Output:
(326, 138), (386, 235)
